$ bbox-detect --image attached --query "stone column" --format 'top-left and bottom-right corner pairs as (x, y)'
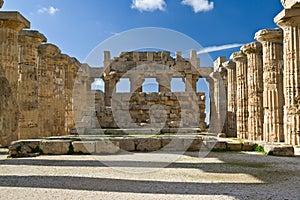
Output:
(241, 42), (264, 141)
(0, 12), (30, 146)
(275, 4), (300, 145)
(18, 30), (46, 140)
(231, 52), (248, 139)
(38, 44), (61, 137)
(65, 57), (80, 133)
(255, 28), (284, 142)
(157, 75), (171, 92)
(130, 75), (144, 93)
(223, 61), (237, 137)
(53, 53), (69, 136)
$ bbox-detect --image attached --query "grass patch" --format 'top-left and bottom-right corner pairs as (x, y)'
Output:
(254, 145), (265, 153)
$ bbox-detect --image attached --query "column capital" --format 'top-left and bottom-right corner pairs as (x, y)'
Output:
(230, 51), (247, 62)
(255, 28), (283, 43)
(39, 43), (61, 56)
(241, 42), (262, 55)
(19, 30), (47, 44)
(281, 0), (300, 8)
(54, 53), (70, 65)
(275, 8), (300, 27)
(0, 11), (30, 30)
(223, 60), (236, 70)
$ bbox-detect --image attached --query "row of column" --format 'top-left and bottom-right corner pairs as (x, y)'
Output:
(0, 10), (81, 145)
(219, 1), (300, 145)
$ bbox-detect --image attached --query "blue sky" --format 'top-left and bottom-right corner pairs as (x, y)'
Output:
(5, 0), (283, 64)
(4, 0), (284, 123)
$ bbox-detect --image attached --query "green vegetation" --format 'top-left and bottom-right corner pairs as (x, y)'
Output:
(254, 145), (265, 153)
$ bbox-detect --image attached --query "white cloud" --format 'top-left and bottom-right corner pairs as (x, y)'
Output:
(131, 0), (166, 12)
(197, 43), (243, 54)
(181, 0), (214, 13)
(38, 6), (59, 16)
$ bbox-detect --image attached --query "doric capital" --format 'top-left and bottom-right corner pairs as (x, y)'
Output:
(255, 28), (283, 43)
(230, 51), (247, 62)
(18, 30), (47, 44)
(275, 8), (300, 27)
(241, 42), (262, 55)
(0, 11), (30, 30)
(223, 60), (236, 70)
(38, 43), (61, 56)
(54, 53), (70, 65)
(281, 0), (300, 8)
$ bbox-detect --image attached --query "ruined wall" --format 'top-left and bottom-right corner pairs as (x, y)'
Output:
(96, 91), (206, 132)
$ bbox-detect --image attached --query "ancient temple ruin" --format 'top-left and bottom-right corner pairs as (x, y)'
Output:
(1, 0), (300, 147)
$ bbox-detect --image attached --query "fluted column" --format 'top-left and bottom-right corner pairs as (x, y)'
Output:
(231, 52), (248, 139)
(65, 57), (80, 133)
(53, 53), (69, 136)
(223, 61), (237, 137)
(275, 4), (300, 145)
(255, 28), (284, 142)
(0, 12), (30, 146)
(241, 42), (264, 141)
(18, 30), (46, 140)
(38, 44), (61, 137)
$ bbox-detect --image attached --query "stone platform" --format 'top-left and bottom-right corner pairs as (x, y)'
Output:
(8, 132), (296, 158)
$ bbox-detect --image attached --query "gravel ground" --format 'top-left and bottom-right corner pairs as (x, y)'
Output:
(0, 151), (299, 200)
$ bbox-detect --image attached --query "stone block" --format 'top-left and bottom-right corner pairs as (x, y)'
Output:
(95, 140), (120, 154)
(161, 137), (186, 151)
(185, 138), (203, 151)
(136, 138), (162, 152)
(263, 144), (294, 156)
(113, 138), (136, 151)
(226, 141), (242, 151)
(242, 142), (255, 151)
(72, 141), (95, 154)
(40, 140), (71, 155)
(203, 141), (227, 151)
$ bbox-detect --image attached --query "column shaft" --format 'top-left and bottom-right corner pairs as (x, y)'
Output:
(231, 52), (248, 139)
(241, 42), (264, 141)
(255, 28), (284, 142)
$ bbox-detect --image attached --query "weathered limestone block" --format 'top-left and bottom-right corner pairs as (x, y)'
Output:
(203, 140), (227, 151)
(0, 12), (30, 146)
(95, 140), (120, 154)
(18, 30), (47, 140)
(40, 140), (71, 155)
(38, 44), (61, 137)
(223, 61), (237, 137)
(281, 0), (300, 8)
(241, 42), (264, 141)
(113, 138), (136, 151)
(72, 141), (95, 154)
(263, 144), (294, 156)
(275, 8), (300, 145)
(231, 52), (248, 140)
(255, 28), (284, 143)
(226, 141), (242, 151)
(136, 138), (162, 152)
(8, 139), (42, 157)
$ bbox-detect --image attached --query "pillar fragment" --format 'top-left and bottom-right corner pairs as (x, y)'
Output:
(241, 42), (264, 141)
(255, 28), (284, 142)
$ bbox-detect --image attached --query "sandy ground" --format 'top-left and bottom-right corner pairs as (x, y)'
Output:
(0, 150), (299, 200)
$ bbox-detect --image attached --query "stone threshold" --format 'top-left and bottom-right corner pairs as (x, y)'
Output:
(7, 135), (296, 158)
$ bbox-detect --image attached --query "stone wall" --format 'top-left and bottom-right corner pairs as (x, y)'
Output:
(96, 91), (206, 131)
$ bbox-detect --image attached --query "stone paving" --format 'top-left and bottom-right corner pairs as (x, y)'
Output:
(0, 151), (299, 199)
